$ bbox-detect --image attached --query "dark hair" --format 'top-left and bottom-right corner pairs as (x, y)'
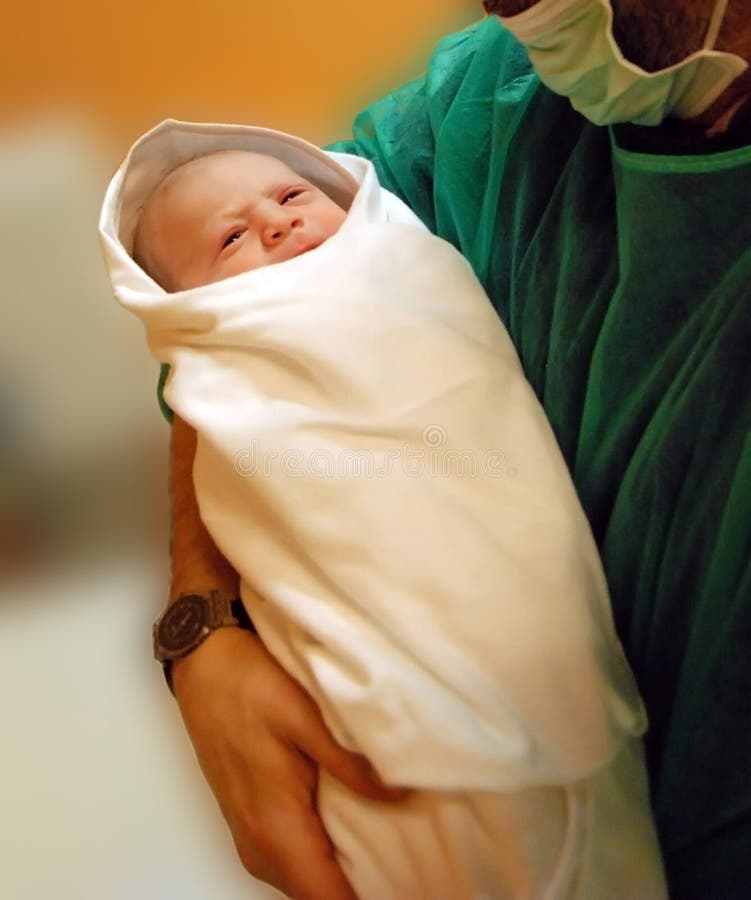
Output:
(611, 0), (716, 72)
(488, 0), (718, 72)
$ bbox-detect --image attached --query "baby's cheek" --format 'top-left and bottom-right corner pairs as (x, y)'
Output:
(226, 246), (264, 278)
(331, 206), (348, 234)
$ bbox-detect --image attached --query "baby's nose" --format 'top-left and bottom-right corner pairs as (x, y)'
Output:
(262, 210), (302, 246)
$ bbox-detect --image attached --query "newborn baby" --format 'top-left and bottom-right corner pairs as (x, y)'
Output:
(100, 120), (667, 899)
(132, 150), (348, 291)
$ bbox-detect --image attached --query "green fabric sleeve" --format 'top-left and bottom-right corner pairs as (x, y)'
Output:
(157, 362), (174, 424)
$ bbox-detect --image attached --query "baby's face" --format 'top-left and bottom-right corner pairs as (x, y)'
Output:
(135, 150), (348, 291)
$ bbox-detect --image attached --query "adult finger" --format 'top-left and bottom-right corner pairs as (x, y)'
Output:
(230, 751), (359, 900)
(286, 690), (411, 803)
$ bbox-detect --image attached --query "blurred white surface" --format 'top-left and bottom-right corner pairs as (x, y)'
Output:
(0, 558), (281, 900)
(0, 117), (161, 464)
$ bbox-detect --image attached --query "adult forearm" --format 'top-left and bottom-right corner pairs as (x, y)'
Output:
(169, 412), (239, 601)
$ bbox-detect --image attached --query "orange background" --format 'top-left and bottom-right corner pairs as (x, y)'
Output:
(2, 1), (479, 161)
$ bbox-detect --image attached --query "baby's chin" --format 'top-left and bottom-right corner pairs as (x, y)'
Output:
(293, 238), (325, 258)
(268, 237), (327, 269)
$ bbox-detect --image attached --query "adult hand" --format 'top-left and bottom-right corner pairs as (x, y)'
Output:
(172, 624), (407, 900)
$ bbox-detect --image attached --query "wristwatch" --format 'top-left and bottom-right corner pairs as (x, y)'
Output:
(153, 590), (254, 693)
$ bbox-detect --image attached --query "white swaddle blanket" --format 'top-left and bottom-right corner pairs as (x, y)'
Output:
(100, 119), (646, 794)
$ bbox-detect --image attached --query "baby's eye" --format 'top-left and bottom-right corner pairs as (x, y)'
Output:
(281, 189), (304, 204)
(222, 230), (244, 249)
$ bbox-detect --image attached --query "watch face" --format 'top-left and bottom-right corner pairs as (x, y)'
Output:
(158, 594), (209, 652)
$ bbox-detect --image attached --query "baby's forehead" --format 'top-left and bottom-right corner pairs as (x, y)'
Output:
(164, 150), (301, 190)
(141, 150), (301, 232)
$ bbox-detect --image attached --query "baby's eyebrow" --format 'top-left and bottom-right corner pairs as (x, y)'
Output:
(213, 209), (246, 223)
(207, 200), (258, 232)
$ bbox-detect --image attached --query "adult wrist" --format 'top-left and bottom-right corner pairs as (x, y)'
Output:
(170, 623), (259, 699)
(153, 590), (255, 694)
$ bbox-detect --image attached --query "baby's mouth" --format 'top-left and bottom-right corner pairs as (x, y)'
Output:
(297, 239), (322, 256)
